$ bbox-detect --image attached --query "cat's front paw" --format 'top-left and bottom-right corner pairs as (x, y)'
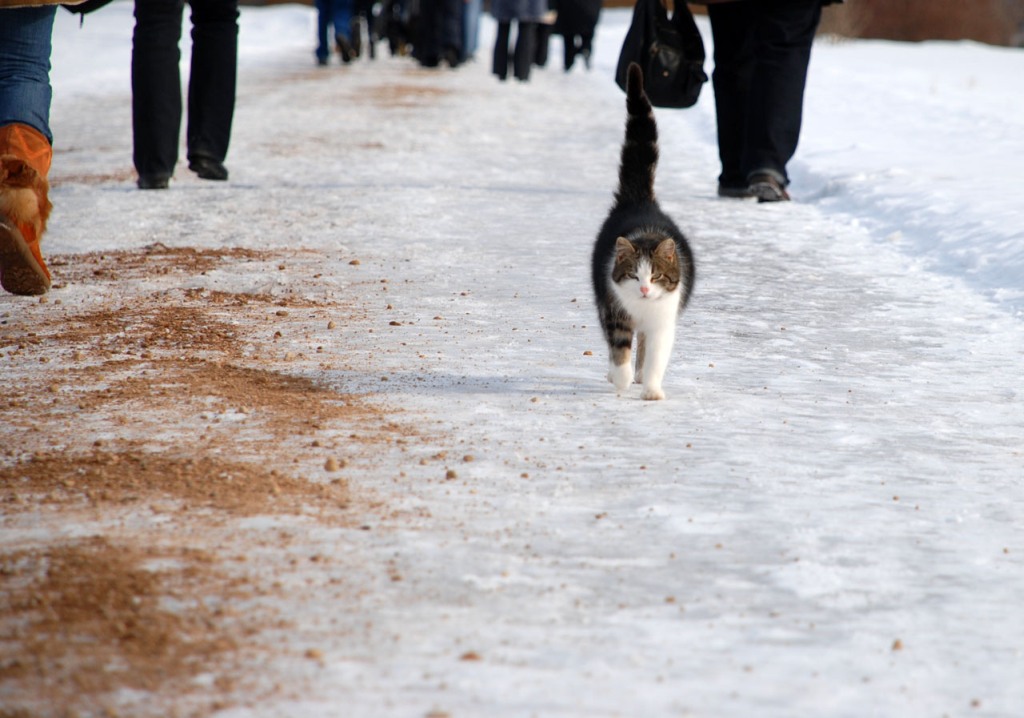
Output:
(640, 385), (665, 401)
(608, 363), (632, 391)
(633, 369), (644, 384)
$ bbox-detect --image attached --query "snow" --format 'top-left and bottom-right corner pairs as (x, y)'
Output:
(9, 2), (1024, 716)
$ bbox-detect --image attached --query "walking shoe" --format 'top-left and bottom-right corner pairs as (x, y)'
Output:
(0, 215), (50, 295)
(337, 35), (355, 64)
(717, 182), (755, 199)
(441, 46), (461, 68)
(188, 157), (228, 181)
(137, 173), (170, 190)
(0, 123), (53, 295)
(748, 173), (791, 203)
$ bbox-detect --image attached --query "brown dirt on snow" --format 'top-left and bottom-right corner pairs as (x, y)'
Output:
(0, 448), (351, 515)
(0, 537), (238, 713)
(0, 243), (421, 716)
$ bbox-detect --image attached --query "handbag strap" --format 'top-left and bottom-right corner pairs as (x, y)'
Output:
(671, 1), (706, 63)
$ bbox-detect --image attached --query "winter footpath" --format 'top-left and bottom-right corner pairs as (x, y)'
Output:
(2, 5), (1023, 718)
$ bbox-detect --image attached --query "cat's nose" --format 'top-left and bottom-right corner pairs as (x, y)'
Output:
(640, 285), (650, 296)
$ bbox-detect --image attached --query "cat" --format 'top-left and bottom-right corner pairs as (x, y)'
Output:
(590, 62), (696, 401)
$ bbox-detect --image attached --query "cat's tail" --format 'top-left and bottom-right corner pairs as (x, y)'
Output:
(615, 62), (658, 207)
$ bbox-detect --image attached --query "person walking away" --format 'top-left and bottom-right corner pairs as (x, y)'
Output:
(131, 0), (239, 190)
(415, 0), (463, 67)
(351, 0), (378, 60)
(0, 2), (83, 295)
(555, 0), (601, 71)
(702, 0), (839, 202)
(461, 0), (483, 62)
(316, 0), (357, 65)
(491, 0), (546, 81)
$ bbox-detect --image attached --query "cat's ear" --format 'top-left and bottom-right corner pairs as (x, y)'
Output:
(615, 237), (636, 262)
(654, 238), (677, 264)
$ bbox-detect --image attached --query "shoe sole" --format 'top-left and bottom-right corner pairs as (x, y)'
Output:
(0, 217), (50, 296)
(138, 177), (170, 190)
(749, 181), (790, 203)
(718, 186), (755, 199)
(187, 164), (228, 181)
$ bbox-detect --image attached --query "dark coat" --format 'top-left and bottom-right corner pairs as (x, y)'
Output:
(491, 0), (546, 23)
(554, 0), (601, 37)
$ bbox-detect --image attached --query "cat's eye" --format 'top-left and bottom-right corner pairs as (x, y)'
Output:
(627, 273), (638, 280)
(651, 273), (664, 282)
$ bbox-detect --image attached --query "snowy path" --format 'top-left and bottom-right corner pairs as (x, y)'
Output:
(3, 5), (1022, 717)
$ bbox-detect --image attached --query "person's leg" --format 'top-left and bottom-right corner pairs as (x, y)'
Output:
(533, 21), (551, 67)
(580, 29), (593, 68)
(744, 0), (822, 186)
(186, 0), (238, 179)
(493, 20), (511, 80)
(461, 0), (481, 61)
(563, 33), (576, 71)
(0, 6), (56, 295)
(349, 0), (364, 58)
(580, 0), (599, 68)
(0, 7), (55, 142)
(414, 0), (444, 66)
(707, 1), (756, 193)
(512, 20), (536, 81)
(439, 0), (463, 65)
(315, 0), (331, 63)
(334, 0), (356, 61)
(132, 0), (186, 185)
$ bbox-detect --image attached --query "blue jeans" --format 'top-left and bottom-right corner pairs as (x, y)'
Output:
(316, 0), (354, 61)
(0, 6), (56, 143)
(462, 0), (482, 60)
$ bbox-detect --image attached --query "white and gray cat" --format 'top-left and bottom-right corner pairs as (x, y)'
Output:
(591, 62), (696, 400)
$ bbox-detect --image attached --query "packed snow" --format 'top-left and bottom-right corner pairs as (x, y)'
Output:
(7, 2), (1024, 716)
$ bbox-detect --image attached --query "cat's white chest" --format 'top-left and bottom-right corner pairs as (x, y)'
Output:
(612, 284), (681, 328)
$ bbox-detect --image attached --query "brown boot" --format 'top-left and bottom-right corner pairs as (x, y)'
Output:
(0, 123), (54, 296)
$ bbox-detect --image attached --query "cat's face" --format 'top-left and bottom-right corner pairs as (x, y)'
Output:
(612, 236), (680, 300)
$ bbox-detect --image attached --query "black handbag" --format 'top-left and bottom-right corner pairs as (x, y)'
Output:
(615, 0), (708, 109)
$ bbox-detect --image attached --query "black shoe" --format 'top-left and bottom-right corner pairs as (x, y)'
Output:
(717, 183), (754, 199)
(441, 47), (460, 68)
(748, 173), (791, 203)
(137, 174), (170, 190)
(188, 156), (228, 181)
(336, 35), (355, 63)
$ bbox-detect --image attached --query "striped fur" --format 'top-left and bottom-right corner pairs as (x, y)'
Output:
(615, 63), (658, 207)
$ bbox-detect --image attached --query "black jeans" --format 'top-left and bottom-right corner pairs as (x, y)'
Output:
(415, 0), (462, 66)
(493, 20), (536, 81)
(131, 0), (239, 178)
(708, 0), (822, 187)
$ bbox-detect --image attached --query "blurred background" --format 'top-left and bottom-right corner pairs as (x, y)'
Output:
(242, 0), (1024, 47)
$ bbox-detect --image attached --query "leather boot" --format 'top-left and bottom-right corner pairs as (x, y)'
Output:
(0, 123), (53, 295)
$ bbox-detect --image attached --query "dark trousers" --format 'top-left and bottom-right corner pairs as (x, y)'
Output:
(131, 0), (239, 178)
(556, 0), (599, 71)
(708, 0), (821, 187)
(493, 20), (536, 81)
(415, 0), (463, 66)
(562, 29), (593, 70)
